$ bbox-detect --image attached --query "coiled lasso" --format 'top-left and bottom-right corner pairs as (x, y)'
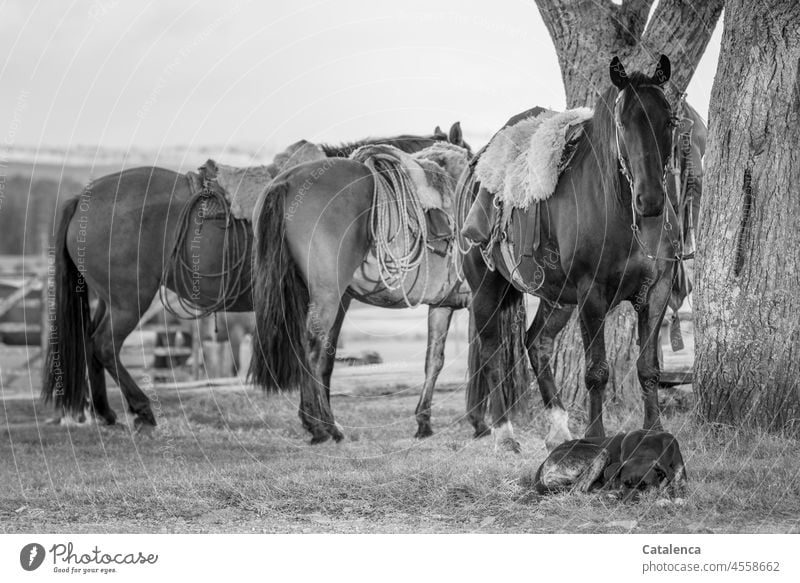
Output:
(350, 145), (430, 308)
(160, 180), (252, 318)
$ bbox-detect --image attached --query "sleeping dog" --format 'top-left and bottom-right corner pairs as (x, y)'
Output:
(533, 430), (687, 497)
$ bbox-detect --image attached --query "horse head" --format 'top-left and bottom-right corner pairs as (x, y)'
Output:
(609, 54), (677, 218)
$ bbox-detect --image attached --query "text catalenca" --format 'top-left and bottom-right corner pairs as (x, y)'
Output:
(50, 543), (158, 565)
(642, 545), (701, 555)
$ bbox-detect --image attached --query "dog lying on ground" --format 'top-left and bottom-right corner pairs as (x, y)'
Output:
(533, 430), (687, 497)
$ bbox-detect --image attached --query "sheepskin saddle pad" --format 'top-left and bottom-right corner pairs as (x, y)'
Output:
(475, 107), (593, 209)
(194, 140), (327, 221)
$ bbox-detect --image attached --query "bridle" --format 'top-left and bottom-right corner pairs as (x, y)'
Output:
(614, 85), (693, 263)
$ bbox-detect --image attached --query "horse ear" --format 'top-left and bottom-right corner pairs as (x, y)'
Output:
(433, 125), (446, 139)
(653, 54), (671, 86)
(609, 56), (628, 89)
(653, 55), (672, 85)
(448, 121), (463, 144)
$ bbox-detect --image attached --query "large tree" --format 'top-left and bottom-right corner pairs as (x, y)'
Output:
(537, 0), (724, 104)
(531, 0), (723, 411)
(694, 0), (800, 432)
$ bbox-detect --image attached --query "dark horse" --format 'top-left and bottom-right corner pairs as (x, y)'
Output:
(460, 56), (689, 452)
(249, 142), (471, 443)
(42, 123), (469, 433)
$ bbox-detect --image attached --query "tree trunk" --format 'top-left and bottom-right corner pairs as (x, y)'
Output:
(536, 0), (724, 105)
(533, 0), (724, 415)
(694, 0), (800, 433)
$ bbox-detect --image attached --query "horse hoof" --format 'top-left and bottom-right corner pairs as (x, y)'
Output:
(96, 411), (117, 426)
(134, 422), (156, 438)
(584, 427), (605, 440)
(309, 433), (331, 445)
(414, 424), (434, 439)
(133, 414), (156, 435)
(500, 438), (522, 454)
(329, 425), (345, 443)
(473, 425), (492, 439)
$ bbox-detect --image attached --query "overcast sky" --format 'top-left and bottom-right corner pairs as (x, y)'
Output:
(0, 0), (722, 154)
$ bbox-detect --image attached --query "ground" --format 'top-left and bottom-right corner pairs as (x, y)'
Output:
(2, 378), (799, 534)
(1, 305), (798, 534)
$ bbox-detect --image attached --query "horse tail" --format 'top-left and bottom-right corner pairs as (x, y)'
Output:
(465, 286), (530, 421)
(495, 287), (530, 415)
(465, 308), (489, 421)
(42, 196), (91, 414)
(248, 180), (309, 392)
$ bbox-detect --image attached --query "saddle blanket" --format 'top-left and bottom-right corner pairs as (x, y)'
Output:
(194, 140), (327, 221)
(475, 107), (593, 208)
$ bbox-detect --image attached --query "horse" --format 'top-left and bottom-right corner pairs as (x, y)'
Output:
(249, 142), (472, 443)
(458, 55), (691, 452)
(42, 123), (469, 434)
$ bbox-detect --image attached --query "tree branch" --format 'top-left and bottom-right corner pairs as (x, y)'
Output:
(534, 0), (723, 105)
(634, 0), (725, 97)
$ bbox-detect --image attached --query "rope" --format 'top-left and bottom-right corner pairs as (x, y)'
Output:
(160, 178), (252, 318)
(356, 150), (430, 308)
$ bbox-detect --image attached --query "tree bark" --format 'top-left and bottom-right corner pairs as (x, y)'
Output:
(694, 0), (800, 433)
(532, 0), (723, 415)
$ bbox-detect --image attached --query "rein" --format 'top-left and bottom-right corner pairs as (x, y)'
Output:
(614, 86), (693, 263)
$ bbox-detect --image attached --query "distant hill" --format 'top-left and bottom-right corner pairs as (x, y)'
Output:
(3, 143), (277, 184)
(0, 144), (279, 255)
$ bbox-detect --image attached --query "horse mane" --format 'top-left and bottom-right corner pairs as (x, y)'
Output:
(319, 134), (444, 158)
(579, 71), (666, 206)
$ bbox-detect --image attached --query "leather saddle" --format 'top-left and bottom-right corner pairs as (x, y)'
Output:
(461, 119), (587, 253)
(425, 208), (453, 256)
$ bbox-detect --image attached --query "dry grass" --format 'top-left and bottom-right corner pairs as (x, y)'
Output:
(1, 381), (799, 533)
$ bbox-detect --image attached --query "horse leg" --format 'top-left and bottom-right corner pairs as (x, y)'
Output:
(526, 299), (574, 450)
(299, 285), (350, 444)
(87, 299), (116, 425)
(91, 306), (156, 433)
(577, 288), (610, 439)
(637, 278), (671, 431)
(414, 305), (454, 438)
(318, 295), (351, 404)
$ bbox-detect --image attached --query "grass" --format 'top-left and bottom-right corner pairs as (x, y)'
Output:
(1, 380), (799, 533)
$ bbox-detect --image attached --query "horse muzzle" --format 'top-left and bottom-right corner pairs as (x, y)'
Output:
(635, 193), (666, 218)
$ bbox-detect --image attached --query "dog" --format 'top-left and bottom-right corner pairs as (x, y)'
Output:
(533, 430), (687, 497)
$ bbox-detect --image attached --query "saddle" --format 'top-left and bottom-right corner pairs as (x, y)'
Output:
(462, 111), (589, 250)
(425, 209), (452, 256)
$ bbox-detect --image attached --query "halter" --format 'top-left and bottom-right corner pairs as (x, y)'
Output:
(614, 85), (689, 263)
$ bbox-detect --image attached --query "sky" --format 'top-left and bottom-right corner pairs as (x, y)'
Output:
(0, 0), (722, 156)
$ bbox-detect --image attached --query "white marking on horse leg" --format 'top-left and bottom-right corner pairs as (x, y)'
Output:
(493, 421), (520, 453)
(545, 407), (572, 451)
(59, 407), (92, 427)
